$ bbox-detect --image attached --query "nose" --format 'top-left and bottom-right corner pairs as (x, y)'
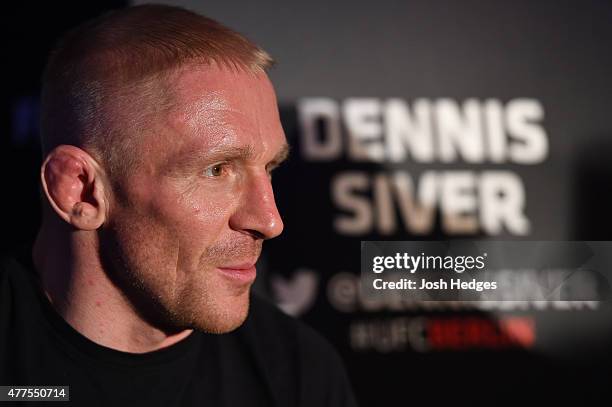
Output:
(229, 172), (284, 240)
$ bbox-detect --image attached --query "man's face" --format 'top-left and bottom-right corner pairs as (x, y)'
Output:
(103, 65), (287, 334)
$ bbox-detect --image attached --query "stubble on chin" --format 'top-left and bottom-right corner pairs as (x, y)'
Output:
(171, 238), (262, 333)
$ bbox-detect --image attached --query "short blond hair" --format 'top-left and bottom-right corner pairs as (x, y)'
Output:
(41, 4), (274, 176)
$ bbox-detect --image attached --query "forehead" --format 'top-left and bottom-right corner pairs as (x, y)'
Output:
(173, 64), (275, 111)
(132, 66), (286, 172)
(162, 64), (284, 151)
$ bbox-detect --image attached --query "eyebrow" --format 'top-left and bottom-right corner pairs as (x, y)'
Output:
(166, 142), (290, 175)
(205, 144), (257, 162)
(205, 142), (290, 163)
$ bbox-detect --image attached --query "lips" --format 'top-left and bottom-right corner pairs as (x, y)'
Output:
(217, 263), (257, 284)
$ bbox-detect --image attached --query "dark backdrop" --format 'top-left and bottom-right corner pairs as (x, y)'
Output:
(4, 1), (612, 405)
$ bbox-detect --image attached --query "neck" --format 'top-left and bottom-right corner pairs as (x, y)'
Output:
(32, 222), (192, 354)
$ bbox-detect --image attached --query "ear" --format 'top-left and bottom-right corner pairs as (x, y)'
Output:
(40, 145), (109, 230)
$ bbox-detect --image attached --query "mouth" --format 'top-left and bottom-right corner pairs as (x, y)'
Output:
(216, 263), (257, 285)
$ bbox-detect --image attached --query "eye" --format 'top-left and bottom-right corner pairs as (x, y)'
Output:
(204, 163), (227, 178)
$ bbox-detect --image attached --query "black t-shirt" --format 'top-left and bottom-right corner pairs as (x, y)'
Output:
(0, 254), (358, 407)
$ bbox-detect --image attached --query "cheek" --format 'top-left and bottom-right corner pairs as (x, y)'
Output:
(114, 173), (241, 274)
(150, 180), (237, 247)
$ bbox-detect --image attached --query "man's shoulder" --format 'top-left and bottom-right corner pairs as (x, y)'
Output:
(0, 253), (36, 297)
(0, 254), (26, 299)
(0, 253), (17, 275)
(0, 250), (35, 277)
(0, 253), (44, 325)
(0, 255), (13, 307)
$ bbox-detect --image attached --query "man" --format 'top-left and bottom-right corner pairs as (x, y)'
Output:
(0, 5), (357, 406)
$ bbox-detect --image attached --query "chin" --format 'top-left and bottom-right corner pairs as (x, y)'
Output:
(189, 291), (251, 334)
